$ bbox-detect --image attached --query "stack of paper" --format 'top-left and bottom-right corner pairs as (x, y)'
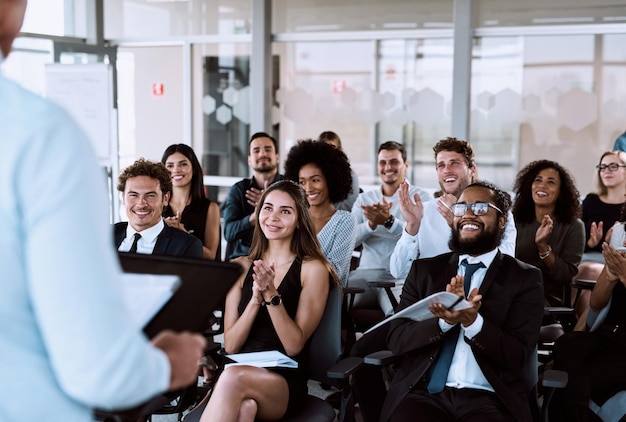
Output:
(225, 350), (298, 369)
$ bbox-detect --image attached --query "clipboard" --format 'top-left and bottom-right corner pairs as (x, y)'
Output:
(117, 253), (242, 338)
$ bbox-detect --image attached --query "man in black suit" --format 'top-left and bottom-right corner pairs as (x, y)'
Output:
(380, 181), (544, 422)
(114, 159), (203, 258)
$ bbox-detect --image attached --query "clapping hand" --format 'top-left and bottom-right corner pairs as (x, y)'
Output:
(437, 194), (457, 228)
(602, 243), (626, 288)
(535, 214), (553, 245)
(252, 259), (277, 302)
(362, 197), (392, 230)
(587, 221), (604, 249)
(398, 181), (423, 235)
(429, 275), (482, 327)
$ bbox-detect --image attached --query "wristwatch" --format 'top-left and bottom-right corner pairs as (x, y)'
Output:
(263, 294), (282, 307)
(383, 215), (395, 229)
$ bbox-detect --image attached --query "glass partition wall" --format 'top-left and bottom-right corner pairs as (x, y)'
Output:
(3, 0), (626, 199)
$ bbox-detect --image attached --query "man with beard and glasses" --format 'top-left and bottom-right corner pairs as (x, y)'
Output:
(378, 181), (544, 422)
(223, 132), (283, 260)
(389, 137), (517, 280)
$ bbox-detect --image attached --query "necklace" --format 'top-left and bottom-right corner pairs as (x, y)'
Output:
(265, 255), (296, 268)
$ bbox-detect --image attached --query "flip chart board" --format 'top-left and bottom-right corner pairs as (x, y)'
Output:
(45, 63), (114, 161)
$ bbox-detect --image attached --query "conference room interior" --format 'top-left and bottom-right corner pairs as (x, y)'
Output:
(3, 1), (626, 421)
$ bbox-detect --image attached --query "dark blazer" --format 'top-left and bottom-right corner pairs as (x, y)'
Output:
(381, 251), (544, 422)
(114, 222), (203, 259)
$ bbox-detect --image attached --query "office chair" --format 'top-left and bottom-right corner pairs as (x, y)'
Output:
(541, 302), (626, 422)
(182, 285), (357, 422)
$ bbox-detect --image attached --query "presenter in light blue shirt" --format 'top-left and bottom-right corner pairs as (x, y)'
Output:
(0, 1), (205, 420)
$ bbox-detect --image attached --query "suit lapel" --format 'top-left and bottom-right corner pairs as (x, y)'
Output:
(478, 250), (503, 296)
(153, 225), (170, 255)
(443, 253), (460, 289)
(114, 222), (127, 248)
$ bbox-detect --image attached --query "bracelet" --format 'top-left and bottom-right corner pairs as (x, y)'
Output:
(539, 246), (552, 260)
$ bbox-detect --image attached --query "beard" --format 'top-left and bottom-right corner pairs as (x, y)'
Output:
(449, 221), (504, 256)
(253, 161), (278, 173)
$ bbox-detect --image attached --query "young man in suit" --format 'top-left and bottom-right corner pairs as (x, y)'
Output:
(115, 159), (203, 258)
(381, 181), (544, 422)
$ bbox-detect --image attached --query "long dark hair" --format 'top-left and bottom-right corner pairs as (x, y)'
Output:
(512, 160), (581, 225)
(161, 144), (206, 202)
(248, 180), (339, 286)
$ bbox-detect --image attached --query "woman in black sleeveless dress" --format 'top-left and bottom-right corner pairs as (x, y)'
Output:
(200, 180), (338, 421)
(162, 144), (220, 260)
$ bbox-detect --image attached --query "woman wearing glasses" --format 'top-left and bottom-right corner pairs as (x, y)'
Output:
(577, 152), (626, 265)
(512, 160), (585, 307)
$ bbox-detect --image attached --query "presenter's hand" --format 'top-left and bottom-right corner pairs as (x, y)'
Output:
(152, 330), (206, 391)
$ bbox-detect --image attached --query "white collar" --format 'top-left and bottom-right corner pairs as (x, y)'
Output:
(458, 247), (498, 269)
(125, 219), (165, 243)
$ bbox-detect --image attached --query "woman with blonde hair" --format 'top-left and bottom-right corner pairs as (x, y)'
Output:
(575, 151), (626, 312)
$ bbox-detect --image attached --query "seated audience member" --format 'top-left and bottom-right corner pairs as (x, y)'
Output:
(350, 141), (432, 316)
(199, 181), (337, 422)
(162, 144), (221, 260)
(0, 2), (205, 419)
(379, 181), (544, 422)
(318, 130), (360, 211)
(284, 139), (356, 286)
(222, 132), (283, 260)
(115, 159), (203, 258)
(575, 151), (626, 311)
(390, 137), (517, 280)
(551, 242), (626, 422)
(612, 129), (626, 153)
(512, 160), (585, 307)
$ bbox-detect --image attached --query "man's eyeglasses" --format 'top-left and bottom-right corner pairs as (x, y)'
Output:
(451, 202), (503, 217)
(596, 163), (626, 172)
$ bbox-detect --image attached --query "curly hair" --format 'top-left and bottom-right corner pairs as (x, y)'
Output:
(594, 150), (626, 196)
(117, 158), (172, 195)
(161, 144), (207, 202)
(248, 180), (339, 286)
(512, 160), (581, 225)
(433, 137), (476, 169)
(283, 139), (353, 204)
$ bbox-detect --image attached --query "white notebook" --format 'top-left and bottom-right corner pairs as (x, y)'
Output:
(225, 350), (298, 369)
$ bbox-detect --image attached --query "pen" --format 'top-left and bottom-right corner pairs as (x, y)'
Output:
(446, 296), (464, 311)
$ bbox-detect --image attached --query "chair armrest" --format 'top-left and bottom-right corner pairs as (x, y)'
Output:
(544, 306), (575, 315)
(542, 369), (568, 389)
(327, 357), (364, 380)
(367, 281), (396, 288)
(364, 350), (395, 367)
(343, 286), (365, 295)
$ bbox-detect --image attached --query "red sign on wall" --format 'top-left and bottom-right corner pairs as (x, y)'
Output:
(152, 82), (165, 97)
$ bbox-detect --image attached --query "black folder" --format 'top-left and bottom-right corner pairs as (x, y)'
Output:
(117, 253), (242, 338)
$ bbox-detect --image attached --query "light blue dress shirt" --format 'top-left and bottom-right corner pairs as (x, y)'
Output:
(0, 63), (170, 421)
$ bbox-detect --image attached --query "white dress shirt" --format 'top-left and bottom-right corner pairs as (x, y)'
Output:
(119, 219), (165, 254)
(438, 248), (498, 392)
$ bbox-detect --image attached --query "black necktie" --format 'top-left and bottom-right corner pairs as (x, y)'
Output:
(427, 259), (485, 393)
(128, 233), (141, 253)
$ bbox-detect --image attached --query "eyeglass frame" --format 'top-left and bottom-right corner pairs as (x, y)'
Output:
(451, 202), (504, 217)
(596, 163), (626, 172)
